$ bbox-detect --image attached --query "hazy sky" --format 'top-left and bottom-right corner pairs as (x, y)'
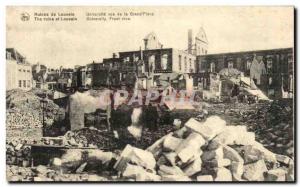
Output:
(7, 6), (294, 68)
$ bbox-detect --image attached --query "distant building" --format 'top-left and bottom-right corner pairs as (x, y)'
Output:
(57, 67), (73, 91)
(32, 63), (59, 90)
(6, 48), (32, 91)
(143, 32), (163, 50)
(118, 47), (196, 90)
(188, 27), (208, 56)
(86, 62), (107, 88)
(83, 32), (197, 91)
(195, 48), (294, 99)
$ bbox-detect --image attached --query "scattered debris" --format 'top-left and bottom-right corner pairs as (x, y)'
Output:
(112, 116), (293, 181)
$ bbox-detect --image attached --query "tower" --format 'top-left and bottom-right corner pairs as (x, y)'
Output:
(194, 27), (208, 56)
(188, 29), (193, 54)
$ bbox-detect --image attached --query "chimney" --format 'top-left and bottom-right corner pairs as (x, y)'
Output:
(188, 29), (193, 54)
(112, 53), (117, 58)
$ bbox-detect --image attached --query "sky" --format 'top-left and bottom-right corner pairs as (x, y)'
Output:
(6, 6), (294, 68)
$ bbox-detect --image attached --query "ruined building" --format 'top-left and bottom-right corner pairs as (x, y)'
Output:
(84, 32), (197, 93)
(143, 32), (163, 50)
(79, 28), (293, 100)
(6, 48), (32, 91)
(195, 48), (294, 99)
(187, 27), (208, 56)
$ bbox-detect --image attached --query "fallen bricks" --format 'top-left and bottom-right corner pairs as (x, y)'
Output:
(112, 115), (294, 182)
(243, 160), (268, 181)
(122, 164), (161, 181)
(196, 174), (213, 181)
(59, 149), (116, 173)
(7, 114), (294, 182)
(114, 144), (156, 173)
(6, 142), (31, 167)
(208, 101), (294, 158)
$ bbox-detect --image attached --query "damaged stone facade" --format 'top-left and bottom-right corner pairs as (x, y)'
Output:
(196, 48), (294, 99)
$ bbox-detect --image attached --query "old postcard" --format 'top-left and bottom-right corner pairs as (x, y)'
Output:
(6, 6), (294, 182)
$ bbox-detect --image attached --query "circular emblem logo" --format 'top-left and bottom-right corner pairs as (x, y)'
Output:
(20, 12), (30, 21)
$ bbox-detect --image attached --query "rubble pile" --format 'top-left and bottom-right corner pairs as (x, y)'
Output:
(7, 165), (111, 182)
(7, 109), (42, 129)
(7, 115), (294, 182)
(64, 127), (119, 149)
(6, 89), (64, 130)
(62, 126), (175, 150)
(207, 101), (294, 158)
(116, 123), (176, 150)
(6, 141), (31, 167)
(7, 165), (33, 181)
(113, 116), (294, 181)
(242, 100), (294, 158)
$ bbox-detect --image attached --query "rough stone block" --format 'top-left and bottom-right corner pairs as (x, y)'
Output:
(173, 119), (182, 129)
(212, 126), (255, 146)
(197, 175), (214, 181)
(206, 158), (231, 168)
(275, 154), (292, 165)
(156, 155), (168, 166)
(173, 127), (188, 139)
(52, 157), (62, 167)
(184, 116), (226, 140)
(243, 142), (277, 164)
(114, 144), (156, 172)
(230, 161), (244, 178)
(163, 152), (177, 166)
(158, 165), (184, 176)
(175, 132), (205, 163)
(122, 163), (159, 181)
(184, 118), (214, 140)
(163, 135), (182, 152)
(204, 116), (226, 134)
(35, 165), (48, 175)
(265, 168), (287, 181)
(14, 144), (23, 151)
(243, 160), (268, 181)
(223, 145), (244, 162)
(214, 167), (232, 181)
(183, 158), (202, 176)
(147, 133), (172, 158)
(201, 147), (223, 161)
(88, 149), (114, 165)
(161, 175), (191, 181)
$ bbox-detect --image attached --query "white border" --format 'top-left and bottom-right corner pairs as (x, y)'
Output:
(0, 1), (299, 187)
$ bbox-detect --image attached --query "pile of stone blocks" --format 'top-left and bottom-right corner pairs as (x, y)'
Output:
(114, 116), (294, 182)
(6, 141), (31, 167)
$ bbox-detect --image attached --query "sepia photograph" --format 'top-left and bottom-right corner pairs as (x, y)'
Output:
(5, 6), (295, 182)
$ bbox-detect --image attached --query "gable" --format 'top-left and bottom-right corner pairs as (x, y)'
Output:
(196, 27), (208, 43)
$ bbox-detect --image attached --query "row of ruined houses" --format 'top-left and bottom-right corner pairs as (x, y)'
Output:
(72, 47), (294, 100)
(7, 46), (294, 100)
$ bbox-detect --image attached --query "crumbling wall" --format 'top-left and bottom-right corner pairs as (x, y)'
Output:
(68, 90), (111, 130)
